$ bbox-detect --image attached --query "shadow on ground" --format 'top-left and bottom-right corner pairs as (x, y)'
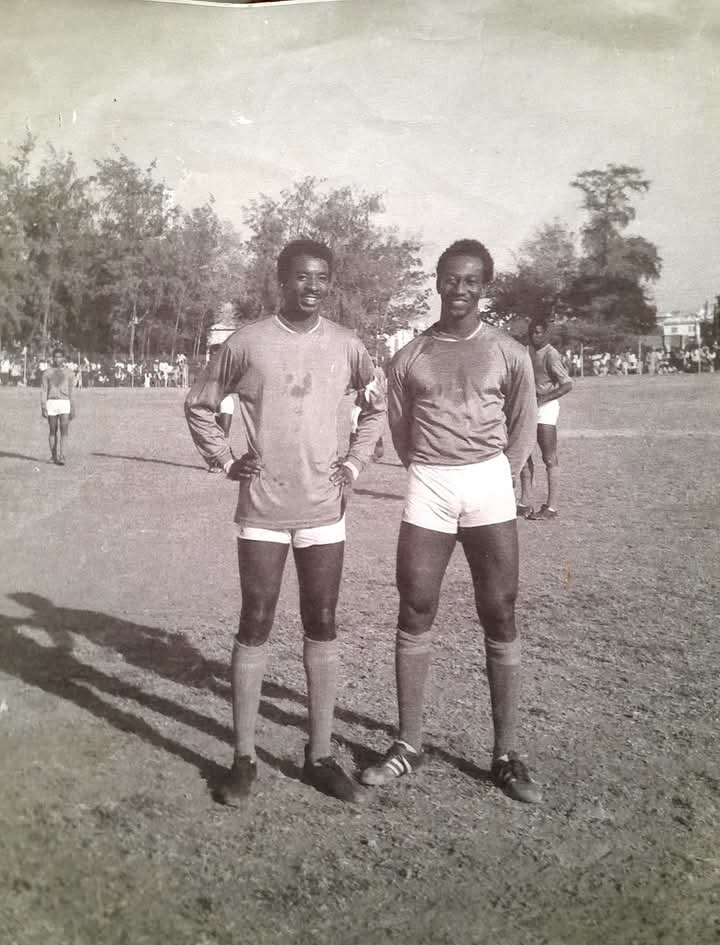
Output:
(92, 452), (203, 471)
(0, 592), (490, 791)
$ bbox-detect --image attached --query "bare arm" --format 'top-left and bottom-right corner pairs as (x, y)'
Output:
(537, 379), (573, 405)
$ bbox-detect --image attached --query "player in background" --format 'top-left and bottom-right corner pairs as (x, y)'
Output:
(205, 344), (236, 474)
(185, 239), (386, 806)
(41, 348), (76, 466)
(517, 317), (573, 520)
(360, 239), (542, 803)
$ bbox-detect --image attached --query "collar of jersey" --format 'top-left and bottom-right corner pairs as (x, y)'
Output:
(274, 313), (322, 335)
(430, 320), (486, 342)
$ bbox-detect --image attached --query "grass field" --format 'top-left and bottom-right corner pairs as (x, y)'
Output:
(1, 375), (719, 945)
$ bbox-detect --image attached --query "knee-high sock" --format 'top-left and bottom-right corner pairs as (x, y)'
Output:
(396, 629), (433, 751)
(303, 637), (339, 762)
(485, 636), (521, 759)
(230, 639), (268, 760)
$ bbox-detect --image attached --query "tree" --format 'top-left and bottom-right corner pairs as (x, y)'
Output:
(240, 178), (430, 350)
(164, 201), (245, 359)
(489, 221), (578, 324)
(92, 152), (179, 364)
(0, 137), (97, 352)
(569, 164), (661, 334)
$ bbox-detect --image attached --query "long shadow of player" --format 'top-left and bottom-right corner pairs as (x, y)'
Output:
(91, 451), (202, 471)
(5, 593), (489, 782)
(0, 450), (46, 463)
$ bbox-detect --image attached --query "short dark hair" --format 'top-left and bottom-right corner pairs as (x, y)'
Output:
(436, 239), (494, 283)
(52, 346), (64, 357)
(277, 240), (333, 284)
(528, 316), (549, 334)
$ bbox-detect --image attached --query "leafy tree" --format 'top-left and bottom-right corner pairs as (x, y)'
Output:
(0, 136), (96, 352)
(489, 221), (578, 323)
(241, 177), (430, 350)
(569, 164), (661, 333)
(164, 202), (246, 359)
(93, 152), (178, 363)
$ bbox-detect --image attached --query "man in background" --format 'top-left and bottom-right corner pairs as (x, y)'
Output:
(518, 317), (573, 520)
(41, 348), (76, 466)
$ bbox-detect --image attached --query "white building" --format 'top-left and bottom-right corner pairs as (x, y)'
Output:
(657, 305), (713, 348)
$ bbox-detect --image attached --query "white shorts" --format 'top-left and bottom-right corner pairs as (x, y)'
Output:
(46, 399), (71, 417)
(537, 400), (560, 426)
(235, 517), (346, 548)
(219, 395), (235, 415)
(403, 454), (516, 533)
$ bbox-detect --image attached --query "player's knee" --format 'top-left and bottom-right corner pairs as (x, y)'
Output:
(301, 603), (337, 642)
(237, 600), (275, 646)
(476, 590), (517, 634)
(542, 451), (558, 468)
(397, 593), (439, 634)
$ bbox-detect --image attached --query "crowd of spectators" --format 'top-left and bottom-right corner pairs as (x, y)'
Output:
(562, 343), (718, 377)
(0, 352), (190, 388)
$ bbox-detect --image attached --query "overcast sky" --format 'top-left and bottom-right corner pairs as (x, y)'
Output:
(2, 0), (719, 313)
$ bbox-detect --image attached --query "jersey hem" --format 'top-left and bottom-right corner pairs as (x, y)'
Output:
(233, 511), (344, 530)
(406, 449), (505, 467)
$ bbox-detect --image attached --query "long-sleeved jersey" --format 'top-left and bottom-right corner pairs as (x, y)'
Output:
(185, 315), (386, 529)
(41, 367), (75, 403)
(388, 321), (536, 479)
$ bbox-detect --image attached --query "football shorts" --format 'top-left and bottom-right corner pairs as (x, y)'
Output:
(403, 454), (515, 533)
(46, 399), (71, 416)
(235, 516), (346, 548)
(537, 399), (560, 425)
(218, 395), (235, 416)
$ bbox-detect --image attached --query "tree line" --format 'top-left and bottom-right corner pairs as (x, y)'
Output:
(489, 164), (663, 347)
(0, 136), (661, 359)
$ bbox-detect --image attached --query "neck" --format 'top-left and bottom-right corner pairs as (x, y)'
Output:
(437, 309), (482, 339)
(278, 310), (320, 333)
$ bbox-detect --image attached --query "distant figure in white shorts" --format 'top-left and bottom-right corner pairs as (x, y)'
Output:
(41, 348), (76, 466)
(518, 318), (573, 520)
(360, 238), (542, 804)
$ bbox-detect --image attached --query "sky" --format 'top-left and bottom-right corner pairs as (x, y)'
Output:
(2, 0), (719, 314)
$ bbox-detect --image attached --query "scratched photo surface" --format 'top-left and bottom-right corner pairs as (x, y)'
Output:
(1, 3), (719, 944)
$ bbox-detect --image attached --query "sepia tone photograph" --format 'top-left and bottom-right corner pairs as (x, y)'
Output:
(1, 1), (719, 943)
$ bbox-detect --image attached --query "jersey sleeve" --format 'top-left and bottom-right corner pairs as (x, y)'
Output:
(344, 340), (387, 474)
(387, 351), (412, 468)
(184, 343), (243, 468)
(503, 346), (538, 480)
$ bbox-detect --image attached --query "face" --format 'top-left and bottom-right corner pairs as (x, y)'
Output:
(437, 255), (485, 320)
(281, 255), (330, 318)
(52, 351), (65, 367)
(529, 324), (548, 349)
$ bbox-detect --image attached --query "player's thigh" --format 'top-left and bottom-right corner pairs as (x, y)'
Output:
(236, 539), (289, 606)
(59, 415), (70, 436)
(460, 520), (519, 607)
(396, 522), (456, 609)
(48, 416), (59, 434)
(536, 423), (558, 464)
(293, 541), (345, 608)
